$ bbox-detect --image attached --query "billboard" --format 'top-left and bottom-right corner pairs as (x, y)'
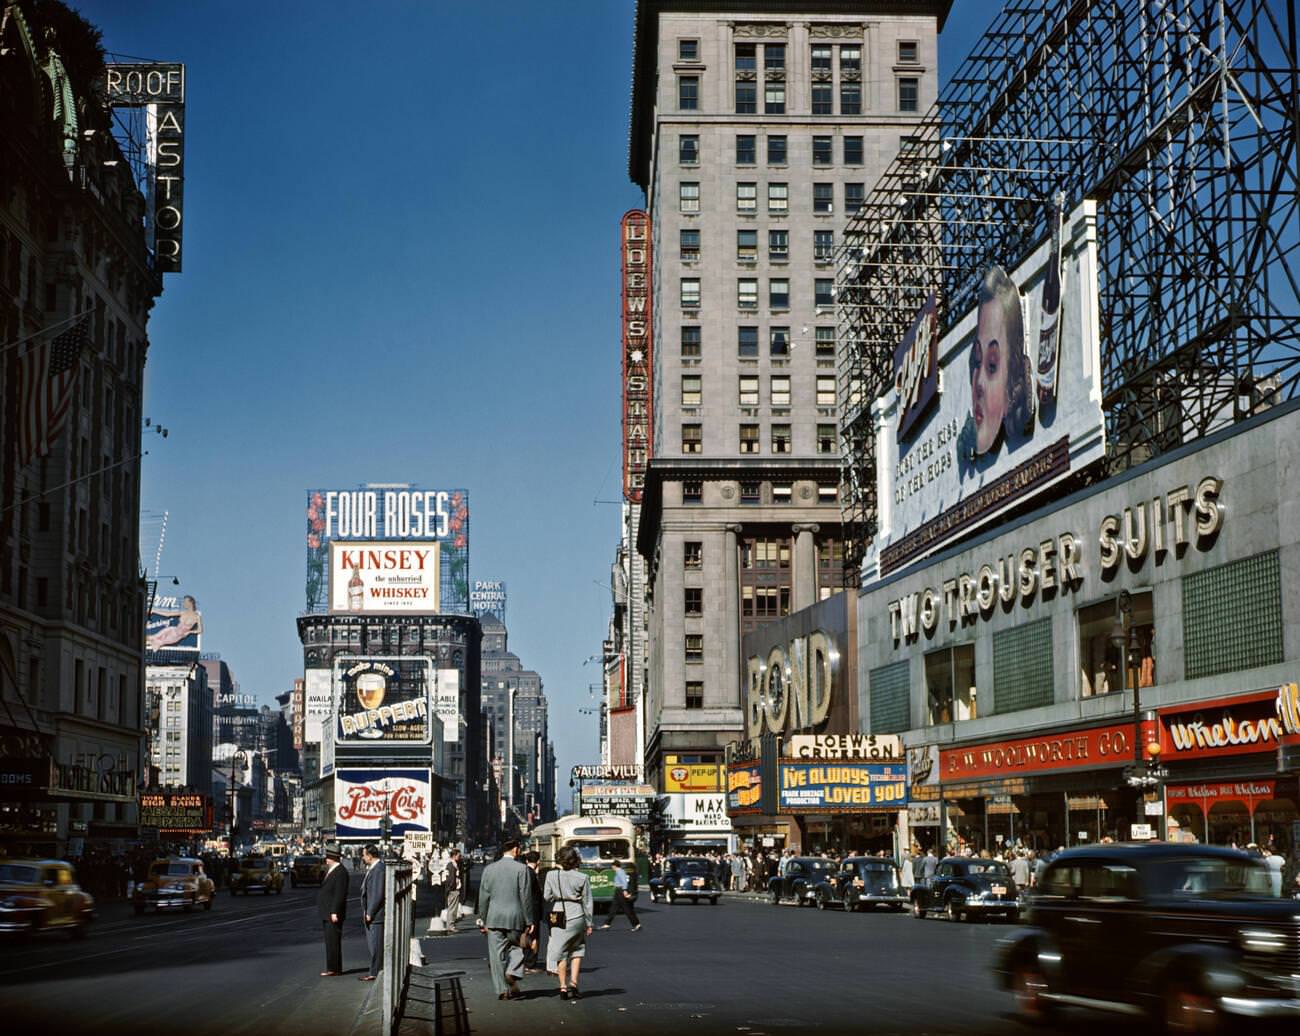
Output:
(777, 762), (908, 812)
(303, 668), (331, 746)
(334, 656), (432, 744)
(433, 668), (459, 744)
(334, 768), (431, 840)
(579, 783), (656, 823)
(869, 199), (1104, 579)
(664, 763), (722, 794)
(662, 793), (731, 832)
(328, 541), (440, 614)
(621, 211), (653, 500)
(305, 486), (469, 614)
(469, 579), (506, 619)
(139, 791), (212, 833)
(146, 592), (202, 653)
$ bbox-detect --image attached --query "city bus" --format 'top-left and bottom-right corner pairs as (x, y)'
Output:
(528, 814), (649, 910)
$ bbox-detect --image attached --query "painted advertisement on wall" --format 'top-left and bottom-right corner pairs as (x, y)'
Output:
(334, 656), (432, 745)
(305, 486), (468, 614)
(434, 668), (460, 744)
(334, 768), (431, 840)
(328, 541), (440, 615)
(869, 199), (1104, 579)
(146, 593), (202, 653)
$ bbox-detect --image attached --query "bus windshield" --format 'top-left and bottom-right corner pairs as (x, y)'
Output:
(573, 839), (631, 865)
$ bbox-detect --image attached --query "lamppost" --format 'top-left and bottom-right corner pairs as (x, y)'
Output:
(228, 750), (247, 850)
(1112, 591), (1166, 825)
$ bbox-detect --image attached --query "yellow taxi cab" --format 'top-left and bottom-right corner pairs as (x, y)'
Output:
(230, 855), (284, 895)
(133, 856), (215, 915)
(290, 854), (325, 887)
(0, 858), (95, 938)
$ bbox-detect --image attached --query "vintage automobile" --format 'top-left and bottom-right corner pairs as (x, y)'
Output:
(769, 856), (838, 906)
(813, 856), (908, 912)
(910, 856), (1020, 922)
(995, 843), (1300, 1030)
(649, 856), (722, 904)
(290, 854), (325, 887)
(229, 855), (284, 895)
(133, 857), (215, 915)
(0, 859), (95, 938)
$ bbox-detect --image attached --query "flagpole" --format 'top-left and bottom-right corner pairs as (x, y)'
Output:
(0, 308), (96, 357)
(0, 450), (148, 516)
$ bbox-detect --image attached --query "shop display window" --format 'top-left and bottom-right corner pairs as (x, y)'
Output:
(925, 644), (975, 724)
(1077, 591), (1155, 698)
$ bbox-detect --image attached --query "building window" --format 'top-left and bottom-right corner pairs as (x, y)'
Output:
(684, 541), (703, 568)
(1183, 551), (1282, 679)
(742, 585), (790, 620)
(680, 228), (700, 261)
(817, 482), (838, 504)
(769, 229), (788, 260)
(737, 229), (758, 262)
(739, 482), (762, 506)
(817, 423), (837, 454)
(680, 182), (700, 213)
(770, 326), (789, 356)
(812, 136), (833, 165)
(735, 42), (757, 71)
(770, 375), (791, 407)
(683, 587), (703, 616)
(738, 326), (759, 358)
(815, 278), (834, 307)
(772, 482), (792, 504)
(843, 136), (863, 165)
(771, 424), (792, 453)
(682, 480), (703, 504)
(768, 183), (788, 214)
(736, 134), (756, 165)
(840, 44), (861, 74)
(681, 325), (701, 357)
(735, 48), (757, 113)
(685, 634), (704, 663)
(840, 82), (861, 116)
(814, 230), (834, 262)
(680, 278), (701, 307)
(844, 183), (864, 214)
(739, 375), (759, 406)
(765, 43), (785, 70)
(813, 183), (833, 214)
(898, 40), (918, 64)
(681, 374), (702, 407)
(815, 326), (835, 358)
(737, 182), (757, 213)
(1079, 593), (1156, 698)
(767, 135), (787, 164)
(816, 376), (836, 406)
(679, 134), (699, 165)
(678, 76), (699, 110)
(812, 83), (833, 115)
(679, 38), (699, 61)
(685, 681), (704, 709)
(811, 45), (832, 73)
(764, 81), (785, 114)
(898, 77), (919, 113)
(869, 661), (910, 734)
(681, 423), (702, 454)
(769, 278), (789, 309)
(738, 278), (758, 309)
(739, 424), (760, 454)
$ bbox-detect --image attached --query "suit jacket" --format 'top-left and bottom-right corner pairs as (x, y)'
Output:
(317, 862), (349, 922)
(476, 854), (535, 930)
(362, 859), (385, 923)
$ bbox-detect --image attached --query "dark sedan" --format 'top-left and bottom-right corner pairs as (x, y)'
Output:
(910, 856), (1020, 922)
(649, 857), (722, 904)
(813, 857), (908, 912)
(769, 856), (838, 906)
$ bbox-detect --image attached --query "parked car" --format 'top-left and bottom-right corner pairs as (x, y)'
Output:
(910, 856), (1020, 922)
(229, 855), (284, 895)
(994, 843), (1300, 1030)
(290, 855), (325, 887)
(649, 856), (722, 904)
(814, 857), (908, 912)
(769, 856), (838, 906)
(133, 857), (215, 915)
(0, 859), (95, 938)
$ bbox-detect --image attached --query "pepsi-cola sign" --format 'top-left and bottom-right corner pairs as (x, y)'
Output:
(334, 768), (431, 839)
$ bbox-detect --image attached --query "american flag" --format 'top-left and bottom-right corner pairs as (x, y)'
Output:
(16, 315), (91, 466)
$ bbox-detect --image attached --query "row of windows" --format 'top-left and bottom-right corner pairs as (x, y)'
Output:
(679, 536), (845, 570)
(680, 480), (839, 505)
(679, 277), (836, 310)
(679, 133), (867, 167)
(682, 422), (839, 456)
(676, 37), (918, 67)
(677, 72), (919, 115)
(682, 324), (835, 359)
(682, 373), (836, 407)
(682, 228), (839, 264)
(679, 181), (863, 216)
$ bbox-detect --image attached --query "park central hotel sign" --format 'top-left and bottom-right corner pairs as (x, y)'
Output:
(621, 210), (653, 501)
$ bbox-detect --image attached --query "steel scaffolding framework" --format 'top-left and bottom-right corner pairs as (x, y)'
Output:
(835, 0), (1300, 584)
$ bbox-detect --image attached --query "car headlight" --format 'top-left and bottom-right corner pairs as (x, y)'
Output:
(1240, 929), (1287, 953)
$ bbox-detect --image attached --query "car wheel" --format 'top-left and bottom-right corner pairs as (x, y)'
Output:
(263, 886), (270, 895)
(843, 893), (857, 912)
(816, 892), (828, 911)
(1011, 961), (1056, 1026)
(184, 899), (193, 912)
(665, 889), (675, 905)
(911, 897), (925, 919)
(710, 897), (719, 905)
(203, 896), (213, 911)
(133, 902), (145, 915)
(945, 898), (964, 923)
(772, 890), (781, 905)
(1163, 977), (1221, 1035)
(70, 919), (88, 940)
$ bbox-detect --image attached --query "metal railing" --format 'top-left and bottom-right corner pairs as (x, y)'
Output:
(382, 858), (415, 1036)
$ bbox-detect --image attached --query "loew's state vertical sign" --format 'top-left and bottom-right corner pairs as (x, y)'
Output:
(622, 211), (653, 500)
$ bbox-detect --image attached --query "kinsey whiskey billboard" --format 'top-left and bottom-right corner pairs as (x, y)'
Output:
(621, 210), (653, 501)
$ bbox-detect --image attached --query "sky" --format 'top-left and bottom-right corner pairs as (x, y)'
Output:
(77, 0), (995, 800)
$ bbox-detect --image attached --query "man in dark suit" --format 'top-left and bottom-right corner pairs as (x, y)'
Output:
(316, 845), (349, 976)
(360, 843), (385, 981)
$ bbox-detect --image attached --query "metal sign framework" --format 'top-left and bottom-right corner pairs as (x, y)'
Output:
(834, 0), (1300, 582)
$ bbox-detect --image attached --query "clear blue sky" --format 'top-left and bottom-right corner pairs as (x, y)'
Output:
(78, 0), (994, 798)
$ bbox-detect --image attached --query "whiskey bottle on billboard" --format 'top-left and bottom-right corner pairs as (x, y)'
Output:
(1036, 192), (1065, 403)
(348, 567), (364, 612)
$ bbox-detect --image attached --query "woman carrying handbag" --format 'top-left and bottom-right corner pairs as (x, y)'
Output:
(543, 846), (594, 1000)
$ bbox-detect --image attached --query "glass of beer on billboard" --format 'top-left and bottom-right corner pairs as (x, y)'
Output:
(355, 672), (386, 739)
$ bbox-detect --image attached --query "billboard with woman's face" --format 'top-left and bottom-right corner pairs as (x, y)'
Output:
(869, 199), (1104, 581)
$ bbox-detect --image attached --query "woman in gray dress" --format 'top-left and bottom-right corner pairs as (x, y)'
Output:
(543, 845), (593, 1000)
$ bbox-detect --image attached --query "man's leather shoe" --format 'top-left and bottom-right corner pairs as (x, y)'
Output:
(359, 975), (377, 981)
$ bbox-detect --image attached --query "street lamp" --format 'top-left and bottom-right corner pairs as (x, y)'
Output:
(1111, 591), (1164, 792)
(229, 750), (248, 849)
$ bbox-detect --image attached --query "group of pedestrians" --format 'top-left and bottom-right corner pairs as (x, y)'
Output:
(315, 843), (387, 981)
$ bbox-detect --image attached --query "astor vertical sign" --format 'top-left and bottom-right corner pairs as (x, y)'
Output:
(622, 211), (653, 501)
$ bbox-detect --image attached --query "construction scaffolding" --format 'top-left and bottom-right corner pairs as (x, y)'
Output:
(835, 0), (1300, 584)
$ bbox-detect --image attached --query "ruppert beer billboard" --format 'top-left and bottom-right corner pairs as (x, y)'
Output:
(868, 199), (1105, 579)
(334, 656), (433, 745)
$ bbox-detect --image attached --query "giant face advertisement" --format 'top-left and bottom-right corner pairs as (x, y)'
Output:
(334, 768), (431, 839)
(334, 656), (432, 745)
(870, 199), (1104, 580)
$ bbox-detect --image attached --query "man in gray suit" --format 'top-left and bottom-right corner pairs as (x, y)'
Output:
(475, 840), (536, 1000)
(360, 844), (385, 981)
